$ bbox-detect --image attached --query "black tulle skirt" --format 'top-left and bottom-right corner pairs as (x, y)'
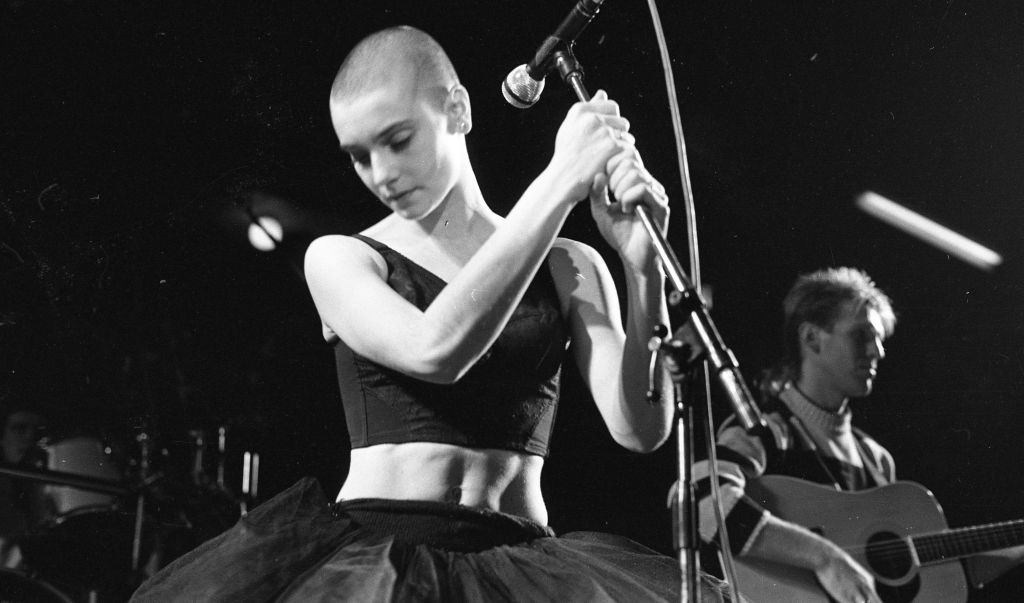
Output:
(130, 478), (735, 602)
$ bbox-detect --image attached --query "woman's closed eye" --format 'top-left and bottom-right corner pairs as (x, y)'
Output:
(348, 134), (411, 167)
(388, 132), (412, 152)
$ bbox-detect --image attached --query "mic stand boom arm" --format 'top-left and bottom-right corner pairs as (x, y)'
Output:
(551, 49), (766, 603)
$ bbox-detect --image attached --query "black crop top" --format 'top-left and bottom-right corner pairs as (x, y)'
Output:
(333, 235), (570, 457)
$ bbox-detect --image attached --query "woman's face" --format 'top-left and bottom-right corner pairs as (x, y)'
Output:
(330, 69), (464, 222)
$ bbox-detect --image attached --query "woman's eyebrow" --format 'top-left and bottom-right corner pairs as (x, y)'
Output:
(339, 120), (415, 153)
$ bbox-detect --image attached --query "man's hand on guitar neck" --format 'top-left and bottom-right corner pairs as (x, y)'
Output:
(745, 514), (882, 603)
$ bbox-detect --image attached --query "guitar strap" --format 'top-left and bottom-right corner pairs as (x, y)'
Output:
(852, 428), (890, 487)
(786, 416), (844, 491)
(787, 415), (889, 490)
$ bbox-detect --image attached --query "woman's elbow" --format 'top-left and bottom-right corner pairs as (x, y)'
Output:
(400, 345), (473, 384)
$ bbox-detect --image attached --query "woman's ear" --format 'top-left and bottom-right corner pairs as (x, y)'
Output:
(444, 84), (472, 134)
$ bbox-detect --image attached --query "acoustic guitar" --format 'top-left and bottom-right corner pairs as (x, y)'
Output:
(731, 475), (1024, 602)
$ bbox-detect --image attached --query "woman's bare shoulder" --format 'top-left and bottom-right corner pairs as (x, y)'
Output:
(304, 234), (387, 281)
(548, 237), (609, 277)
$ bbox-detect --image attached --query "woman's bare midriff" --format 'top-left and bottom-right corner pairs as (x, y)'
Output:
(337, 442), (549, 525)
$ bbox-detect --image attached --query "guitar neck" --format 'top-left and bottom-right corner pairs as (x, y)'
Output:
(913, 519), (1024, 565)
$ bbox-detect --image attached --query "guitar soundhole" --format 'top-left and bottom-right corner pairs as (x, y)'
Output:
(864, 531), (921, 602)
(865, 531), (912, 580)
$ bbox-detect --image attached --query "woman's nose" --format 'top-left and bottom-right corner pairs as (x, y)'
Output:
(370, 151), (399, 188)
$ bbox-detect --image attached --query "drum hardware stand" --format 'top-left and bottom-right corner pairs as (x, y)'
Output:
(192, 424), (257, 515)
(189, 425), (235, 495)
(132, 430), (154, 573)
(217, 426), (228, 489)
(239, 450), (260, 516)
(188, 428), (207, 487)
(547, 46), (766, 602)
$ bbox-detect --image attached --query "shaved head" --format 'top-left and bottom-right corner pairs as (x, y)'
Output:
(331, 26), (460, 108)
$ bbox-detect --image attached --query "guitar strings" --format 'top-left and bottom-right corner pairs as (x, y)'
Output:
(837, 520), (1024, 564)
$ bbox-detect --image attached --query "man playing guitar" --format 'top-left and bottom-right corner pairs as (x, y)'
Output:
(695, 267), (893, 603)
(695, 267), (1024, 603)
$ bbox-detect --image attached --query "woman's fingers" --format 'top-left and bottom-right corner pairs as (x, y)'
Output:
(589, 173), (610, 205)
(606, 151), (666, 213)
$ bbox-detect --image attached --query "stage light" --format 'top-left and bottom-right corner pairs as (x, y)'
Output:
(247, 215), (283, 252)
(856, 191), (1003, 271)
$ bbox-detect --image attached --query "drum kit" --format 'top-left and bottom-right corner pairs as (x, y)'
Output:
(0, 425), (259, 602)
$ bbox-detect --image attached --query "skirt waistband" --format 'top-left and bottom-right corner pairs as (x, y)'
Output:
(331, 498), (555, 552)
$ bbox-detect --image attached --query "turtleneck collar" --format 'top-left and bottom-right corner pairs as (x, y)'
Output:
(780, 381), (853, 438)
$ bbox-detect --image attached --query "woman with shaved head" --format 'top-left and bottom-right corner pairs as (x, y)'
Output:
(132, 26), (735, 602)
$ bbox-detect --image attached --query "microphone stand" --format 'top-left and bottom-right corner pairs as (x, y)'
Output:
(550, 48), (765, 603)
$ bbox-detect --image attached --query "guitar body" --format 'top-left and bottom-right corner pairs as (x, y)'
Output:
(732, 475), (969, 603)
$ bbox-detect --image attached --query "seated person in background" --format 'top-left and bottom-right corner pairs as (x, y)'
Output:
(0, 405), (46, 568)
(695, 267), (895, 603)
(696, 266), (1024, 602)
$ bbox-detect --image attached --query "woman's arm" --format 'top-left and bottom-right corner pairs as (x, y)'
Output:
(305, 93), (630, 383)
(548, 237), (671, 453)
(547, 119), (674, 452)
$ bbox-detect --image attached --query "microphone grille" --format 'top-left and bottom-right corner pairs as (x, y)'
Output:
(501, 64), (545, 109)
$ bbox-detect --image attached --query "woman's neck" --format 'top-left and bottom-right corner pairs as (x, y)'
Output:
(378, 174), (500, 268)
(423, 175), (499, 241)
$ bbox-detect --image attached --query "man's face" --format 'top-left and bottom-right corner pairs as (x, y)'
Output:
(1, 410), (44, 464)
(812, 302), (888, 399)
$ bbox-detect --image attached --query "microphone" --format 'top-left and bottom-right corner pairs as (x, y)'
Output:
(501, 0), (605, 108)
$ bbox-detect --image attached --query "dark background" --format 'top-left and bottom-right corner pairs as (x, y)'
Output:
(3, 0), (1023, 599)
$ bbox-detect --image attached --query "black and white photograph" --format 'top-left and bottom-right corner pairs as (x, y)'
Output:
(2, 1), (1023, 601)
